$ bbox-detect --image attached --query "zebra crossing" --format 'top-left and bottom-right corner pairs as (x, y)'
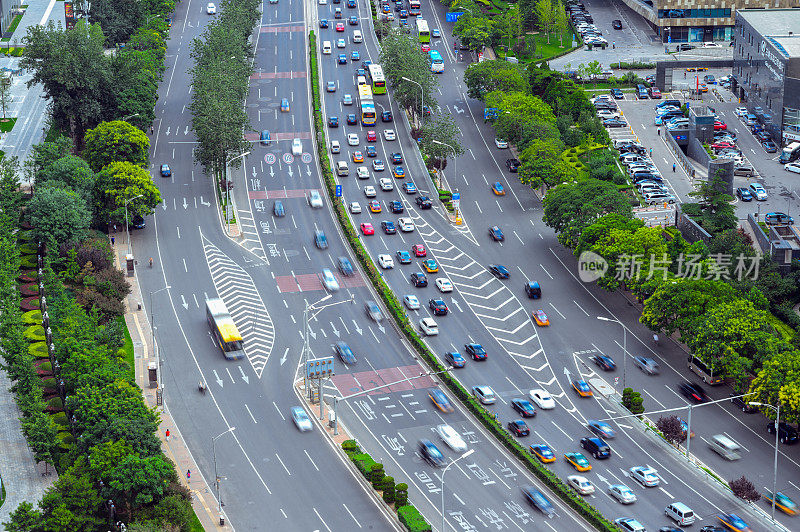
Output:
(236, 209), (269, 262)
(202, 233), (275, 378)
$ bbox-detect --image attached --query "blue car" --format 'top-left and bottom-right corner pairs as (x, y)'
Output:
(351, 50), (360, 61)
(319, 19), (329, 28)
(338, 54), (347, 64)
(488, 225), (504, 242)
(328, 116), (339, 127)
(522, 486), (555, 518)
(396, 250), (411, 264)
(346, 114), (357, 125)
(403, 182), (416, 194)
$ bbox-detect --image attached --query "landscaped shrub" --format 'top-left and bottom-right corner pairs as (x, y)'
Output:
(382, 476), (395, 504)
(34, 360), (52, 375)
(28, 341), (49, 358)
(46, 396), (63, 411)
(397, 505), (431, 532)
(351, 453), (377, 478)
(22, 309), (42, 324)
(41, 377), (56, 390)
(370, 463), (385, 488)
(24, 324), (46, 341)
(395, 483), (409, 506)
(19, 282), (40, 296)
(18, 242), (37, 255)
(51, 411), (68, 426)
(21, 296), (40, 310)
(20, 255), (38, 269)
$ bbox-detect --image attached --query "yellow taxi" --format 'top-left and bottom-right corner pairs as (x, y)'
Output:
(532, 309), (549, 326)
(368, 200), (381, 213)
(529, 444), (556, 463)
(571, 379), (593, 397)
(352, 151), (364, 163)
(422, 259), (438, 273)
(564, 452), (591, 472)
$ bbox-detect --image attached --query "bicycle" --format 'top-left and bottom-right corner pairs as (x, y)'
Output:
(149, 257), (153, 268)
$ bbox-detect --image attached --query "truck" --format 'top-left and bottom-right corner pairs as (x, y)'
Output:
(205, 298), (245, 360)
(779, 141), (800, 163)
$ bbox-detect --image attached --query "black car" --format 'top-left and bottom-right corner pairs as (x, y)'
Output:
(346, 114), (357, 125)
(767, 422), (798, 444)
(314, 230), (329, 249)
(525, 281), (541, 299)
(390, 152), (403, 164)
(429, 299), (448, 316)
(735, 187), (753, 201)
(465, 343), (486, 361)
(505, 158), (520, 172)
(418, 439), (446, 467)
(160, 164), (171, 177)
(729, 393), (758, 413)
(488, 264), (510, 279)
(381, 221), (397, 234)
(381, 111), (393, 122)
(338, 256), (354, 276)
(610, 87), (623, 99)
(507, 420), (530, 437)
(678, 382), (708, 403)
(603, 118), (627, 128)
(389, 200), (404, 213)
(762, 141), (778, 153)
(411, 272), (428, 287)
(328, 116), (339, 127)
(580, 437), (611, 459)
(511, 399), (536, 417)
(591, 355), (616, 371)
(348, 15), (358, 25)
(678, 43), (695, 51)
(444, 351), (465, 368)
(366, 145), (377, 157)
(612, 19), (622, 29)
(334, 341), (357, 364)
(415, 196), (433, 209)
(488, 225), (504, 241)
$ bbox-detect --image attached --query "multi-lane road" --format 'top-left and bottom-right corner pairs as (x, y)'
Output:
(134, 0), (800, 530)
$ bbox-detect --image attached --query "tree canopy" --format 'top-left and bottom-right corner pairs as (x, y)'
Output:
(83, 121), (150, 172)
(464, 60), (530, 100)
(379, 28), (439, 116)
(95, 161), (162, 224)
(26, 187), (92, 247)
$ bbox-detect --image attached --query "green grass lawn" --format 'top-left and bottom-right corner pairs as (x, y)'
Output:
(0, 118), (17, 133)
(499, 30), (580, 64)
(1, 13), (23, 41)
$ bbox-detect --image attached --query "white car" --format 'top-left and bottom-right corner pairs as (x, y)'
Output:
(608, 484), (637, 504)
(472, 385), (496, 404)
(403, 294), (420, 310)
(349, 201), (361, 214)
(364, 185), (376, 197)
(319, 0), (327, 3)
(629, 466), (660, 487)
(495, 138), (508, 149)
(419, 317), (438, 336)
(435, 278), (453, 292)
(290, 406), (312, 431)
(567, 475), (595, 495)
(398, 217), (415, 232)
(307, 190), (323, 208)
(436, 424), (467, 452)
(734, 106), (748, 117)
(356, 166), (370, 179)
(528, 389), (555, 409)
(785, 162), (800, 174)
(596, 109), (619, 119)
(383, 129), (396, 141)
(337, 39), (346, 48)
(321, 268), (339, 291)
(291, 138), (302, 156)
(347, 133), (359, 146)
(343, 94), (353, 105)
(379, 178), (394, 191)
(330, 140), (340, 154)
(206, 2), (216, 14)
(378, 254), (394, 269)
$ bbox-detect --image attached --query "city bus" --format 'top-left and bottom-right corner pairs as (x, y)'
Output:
(367, 64), (386, 95)
(409, 0), (420, 16)
(416, 19), (430, 43)
(358, 84), (376, 125)
(688, 355), (724, 385)
(205, 298), (245, 360)
(429, 50), (444, 73)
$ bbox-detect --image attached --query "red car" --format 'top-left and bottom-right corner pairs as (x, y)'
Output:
(360, 223), (375, 235)
(711, 141), (734, 149)
(714, 121), (727, 130)
(421, 43), (430, 53)
(336, 22), (345, 31)
(648, 87), (661, 99)
(412, 244), (426, 257)
(367, 130), (377, 142)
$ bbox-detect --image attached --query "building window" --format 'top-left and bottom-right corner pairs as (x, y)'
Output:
(657, 8), (730, 19)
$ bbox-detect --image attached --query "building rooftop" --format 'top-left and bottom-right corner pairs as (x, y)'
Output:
(738, 9), (800, 59)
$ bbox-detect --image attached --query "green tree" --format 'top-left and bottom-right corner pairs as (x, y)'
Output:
(0, 74), (11, 119)
(464, 60), (529, 100)
(89, 0), (145, 45)
(554, 2), (569, 47)
(683, 169), (736, 234)
(518, 138), (571, 188)
(20, 410), (59, 475)
(26, 187), (92, 247)
(37, 155), (97, 199)
(498, 5), (522, 55)
(543, 179), (633, 248)
(25, 137), (74, 184)
(379, 28), (438, 118)
(454, 15), (497, 53)
(95, 161), (162, 225)
(535, 0), (556, 43)
(749, 349), (800, 424)
(83, 120), (150, 172)
(485, 90), (556, 124)
(21, 21), (115, 147)
(518, 0), (538, 29)
(3, 502), (41, 532)
(420, 114), (464, 163)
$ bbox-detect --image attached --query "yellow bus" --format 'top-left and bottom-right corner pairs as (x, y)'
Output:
(205, 298), (245, 360)
(358, 84), (376, 125)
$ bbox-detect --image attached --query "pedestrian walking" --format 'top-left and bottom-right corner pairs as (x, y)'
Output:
(657, 127), (661, 136)
(150, 125), (155, 135)
(649, 148), (653, 157)
(166, 429), (170, 441)
(112, 224), (117, 233)
(672, 163), (676, 172)
(612, 41), (615, 49)
(110, 235), (115, 246)
(684, 71), (687, 79)
(187, 469), (191, 481)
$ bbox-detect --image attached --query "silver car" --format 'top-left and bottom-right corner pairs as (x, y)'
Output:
(307, 190), (323, 208)
(343, 93), (353, 105)
(364, 300), (383, 322)
(633, 356), (659, 375)
(403, 295), (420, 310)
(608, 484), (637, 504)
(291, 406), (313, 431)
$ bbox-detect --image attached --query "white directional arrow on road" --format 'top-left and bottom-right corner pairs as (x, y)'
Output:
(238, 366), (249, 384)
(200, 196), (210, 206)
(269, 167), (275, 177)
(165, 127), (171, 136)
(180, 295), (188, 310)
(563, 367), (572, 379)
(184, 126), (189, 135)
(595, 473), (611, 488)
(377, 324), (385, 334)
(306, 165), (311, 176)
(452, 298), (463, 312)
(182, 198), (188, 209)
(252, 167), (257, 178)
(213, 369), (223, 387)
(453, 105), (464, 114)
(352, 320), (363, 335)
(280, 347), (289, 366)
(330, 322), (340, 338)
(309, 328), (317, 340)
(287, 166), (294, 178)
(162, 202), (168, 210)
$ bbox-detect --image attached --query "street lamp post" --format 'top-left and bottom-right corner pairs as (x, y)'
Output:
(149, 285), (171, 391)
(224, 151), (250, 233)
(750, 402), (780, 522)
(123, 194), (144, 257)
(442, 449), (475, 532)
(401, 76), (423, 127)
(121, 113), (140, 121)
(212, 426), (236, 524)
(597, 316), (627, 389)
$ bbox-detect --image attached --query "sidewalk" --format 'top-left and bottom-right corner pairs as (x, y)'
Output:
(110, 231), (226, 530)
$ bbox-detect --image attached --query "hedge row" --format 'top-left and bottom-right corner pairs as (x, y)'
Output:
(342, 440), (430, 531)
(308, 32), (615, 531)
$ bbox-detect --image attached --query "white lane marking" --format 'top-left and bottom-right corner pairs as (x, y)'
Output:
(273, 401), (285, 420)
(548, 303), (566, 320)
(275, 453), (291, 475)
(540, 263), (553, 279)
(659, 486), (673, 498)
(304, 449), (320, 471)
(342, 503), (362, 528)
(245, 404), (258, 423)
(313, 507), (334, 532)
(573, 300), (589, 316)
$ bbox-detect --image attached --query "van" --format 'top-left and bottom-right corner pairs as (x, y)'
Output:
(709, 434), (741, 460)
(779, 141), (800, 163)
(322, 41), (332, 54)
(357, 75), (367, 86)
(636, 84), (648, 99)
(665, 502), (696, 526)
(353, 30), (363, 43)
(336, 161), (349, 176)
